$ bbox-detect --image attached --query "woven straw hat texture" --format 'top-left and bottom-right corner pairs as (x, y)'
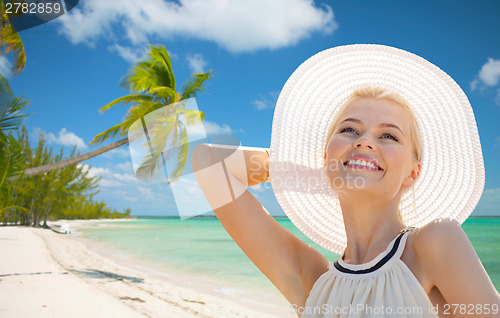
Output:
(269, 44), (485, 255)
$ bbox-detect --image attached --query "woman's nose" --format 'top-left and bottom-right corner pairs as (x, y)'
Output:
(354, 135), (375, 150)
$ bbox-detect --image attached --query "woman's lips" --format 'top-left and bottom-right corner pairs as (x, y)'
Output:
(343, 159), (383, 171)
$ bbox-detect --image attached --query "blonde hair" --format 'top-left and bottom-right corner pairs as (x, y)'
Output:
(324, 86), (422, 162)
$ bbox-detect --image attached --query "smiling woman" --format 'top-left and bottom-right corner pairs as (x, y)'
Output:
(323, 89), (422, 224)
(324, 86), (422, 164)
(192, 44), (500, 318)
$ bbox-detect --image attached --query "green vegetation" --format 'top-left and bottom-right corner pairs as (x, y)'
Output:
(0, 73), (29, 218)
(0, 75), (131, 226)
(0, 0), (26, 75)
(1, 126), (132, 226)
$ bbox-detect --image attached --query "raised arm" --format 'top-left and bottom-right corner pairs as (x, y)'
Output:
(190, 144), (329, 308)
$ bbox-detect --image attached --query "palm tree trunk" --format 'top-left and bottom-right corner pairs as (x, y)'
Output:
(7, 137), (129, 182)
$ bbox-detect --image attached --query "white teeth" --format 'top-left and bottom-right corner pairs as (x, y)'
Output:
(346, 159), (379, 170)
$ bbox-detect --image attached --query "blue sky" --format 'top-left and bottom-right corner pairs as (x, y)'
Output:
(3, 0), (500, 216)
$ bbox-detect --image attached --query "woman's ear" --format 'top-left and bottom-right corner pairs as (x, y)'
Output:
(403, 160), (422, 188)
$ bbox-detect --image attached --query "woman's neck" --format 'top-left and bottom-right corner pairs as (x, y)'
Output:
(338, 192), (406, 265)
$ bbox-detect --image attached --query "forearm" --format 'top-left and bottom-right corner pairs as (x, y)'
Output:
(191, 143), (270, 211)
(192, 143), (269, 186)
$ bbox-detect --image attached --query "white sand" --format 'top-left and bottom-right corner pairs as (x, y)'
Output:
(0, 225), (296, 317)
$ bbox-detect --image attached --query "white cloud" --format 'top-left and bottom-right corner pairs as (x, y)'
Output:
(113, 172), (138, 183)
(108, 43), (149, 63)
(182, 179), (201, 195)
(78, 164), (172, 212)
(204, 121), (234, 134)
(33, 127), (87, 150)
(79, 165), (111, 178)
(100, 179), (126, 187)
(57, 0), (336, 53)
(137, 185), (155, 201)
(0, 56), (12, 78)
(252, 91), (279, 110)
(186, 53), (207, 73)
(102, 147), (130, 159)
(470, 79), (479, 91)
(116, 161), (133, 172)
(113, 190), (139, 202)
(476, 58), (500, 87)
(78, 163), (135, 187)
(471, 58), (500, 106)
(188, 120), (241, 138)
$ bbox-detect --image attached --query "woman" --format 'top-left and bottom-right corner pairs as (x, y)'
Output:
(191, 45), (500, 317)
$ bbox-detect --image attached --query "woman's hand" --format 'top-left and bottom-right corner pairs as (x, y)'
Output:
(190, 144), (269, 211)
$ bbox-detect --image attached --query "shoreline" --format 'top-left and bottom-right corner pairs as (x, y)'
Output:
(68, 219), (294, 317)
(0, 223), (296, 317)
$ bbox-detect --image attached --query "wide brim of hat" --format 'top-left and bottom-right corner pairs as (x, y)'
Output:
(269, 44), (485, 255)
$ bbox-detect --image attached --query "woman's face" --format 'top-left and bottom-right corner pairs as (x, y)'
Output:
(324, 97), (421, 199)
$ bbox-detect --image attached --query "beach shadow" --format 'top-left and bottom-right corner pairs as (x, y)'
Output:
(120, 296), (146, 302)
(0, 271), (68, 277)
(69, 269), (144, 283)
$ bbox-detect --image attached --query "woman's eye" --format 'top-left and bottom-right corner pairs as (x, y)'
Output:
(381, 134), (398, 142)
(340, 127), (357, 134)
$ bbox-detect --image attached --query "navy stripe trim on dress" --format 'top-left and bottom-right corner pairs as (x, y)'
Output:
(333, 232), (404, 274)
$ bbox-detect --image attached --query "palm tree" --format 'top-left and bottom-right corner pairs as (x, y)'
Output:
(0, 0), (26, 76)
(9, 45), (212, 183)
(0, 74), (29, 183)
(0, 74), (30, 216)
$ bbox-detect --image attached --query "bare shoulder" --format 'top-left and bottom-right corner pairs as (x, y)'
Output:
(412, 217), (463, 250)
(410, 217), (465, 267)
(411, 218), (500, 308)
(403, 219), (464, 289)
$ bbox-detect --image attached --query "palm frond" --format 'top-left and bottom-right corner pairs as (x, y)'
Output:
(125, 101), (165, 122)
(146, 86), (176, 100)
(166, 125), (189, 185)
(0, 10), (26, 76)
(89, 122), (127, 145)
(0, 133), (25, 188)
(177, 108), (204, 126)
(121, 64), (159, 92)
(98, 94), (153, 114)
(134, 114), (177, 180)
(91, 101), (165, 145)
(0, 75), (30, 132)
(149, 45), (175, 89)
(180, 70), (213, 100)
(120, 45), (176, 94)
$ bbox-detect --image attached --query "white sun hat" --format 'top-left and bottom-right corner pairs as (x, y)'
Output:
(268, 44), (485, 255)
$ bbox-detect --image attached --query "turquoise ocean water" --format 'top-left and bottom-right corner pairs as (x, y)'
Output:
(79, 217), (500, 298)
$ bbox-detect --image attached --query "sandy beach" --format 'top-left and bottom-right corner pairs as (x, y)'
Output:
(0, 223), (295, 318)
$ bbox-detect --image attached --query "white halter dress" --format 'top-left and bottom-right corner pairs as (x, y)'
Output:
(302, 226), (439, 317)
